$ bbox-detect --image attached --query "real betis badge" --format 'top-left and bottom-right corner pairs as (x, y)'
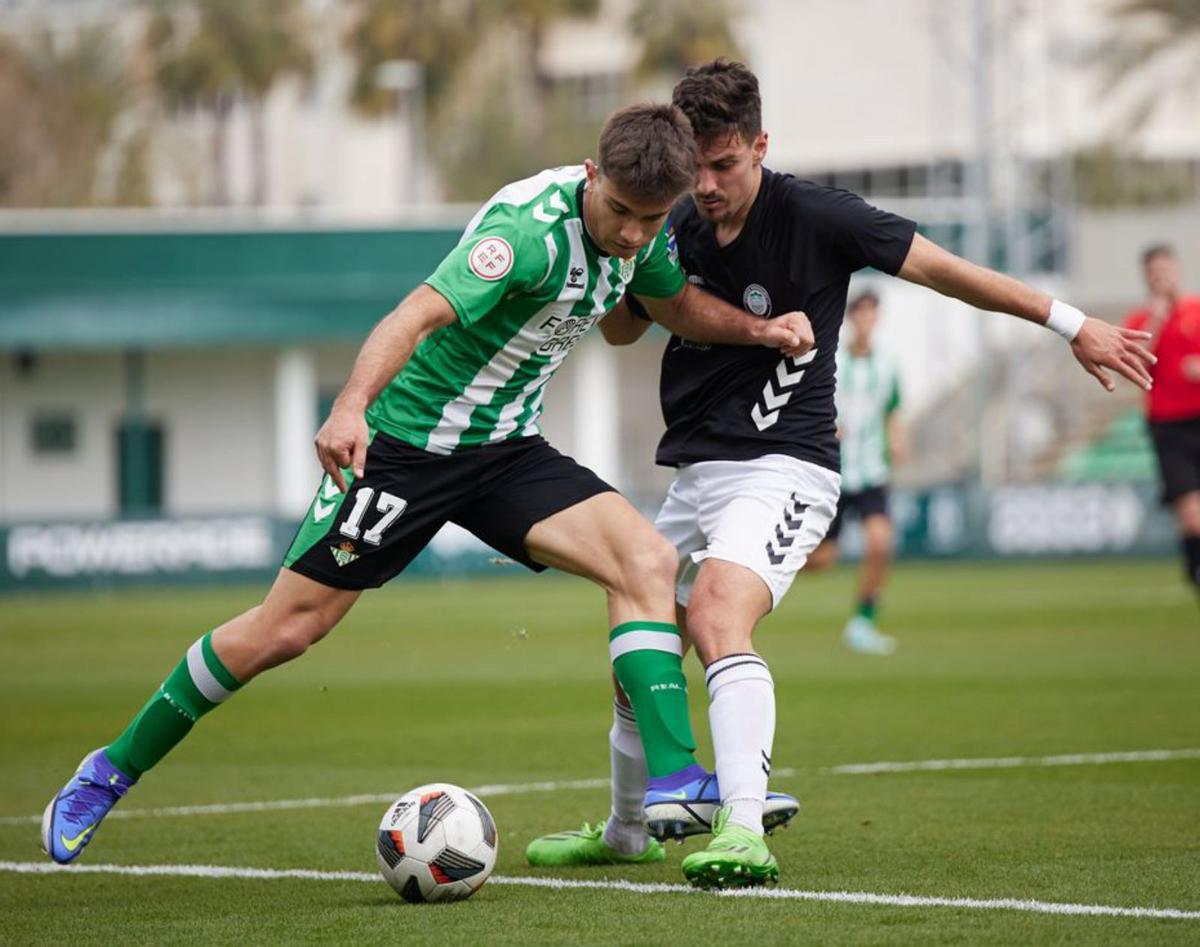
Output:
(331, 541), (359, 567)
(619, 257), (635, 282)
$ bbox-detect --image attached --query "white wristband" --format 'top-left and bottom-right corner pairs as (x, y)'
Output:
(1046, 299), (1086, 342)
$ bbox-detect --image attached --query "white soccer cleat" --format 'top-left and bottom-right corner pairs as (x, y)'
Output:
(842, 616), (897, 655)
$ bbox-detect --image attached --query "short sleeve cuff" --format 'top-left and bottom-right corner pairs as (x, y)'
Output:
(423, 277), (474, 325)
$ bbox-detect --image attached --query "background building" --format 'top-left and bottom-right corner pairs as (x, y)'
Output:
(0, 0), (1194, 585)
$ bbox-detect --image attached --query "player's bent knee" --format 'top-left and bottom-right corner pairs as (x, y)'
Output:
(265, 606), (337, 664)
(615, 536), (677, 599)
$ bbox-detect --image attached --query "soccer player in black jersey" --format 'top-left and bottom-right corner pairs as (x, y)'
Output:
(526, 60), (1155, 888)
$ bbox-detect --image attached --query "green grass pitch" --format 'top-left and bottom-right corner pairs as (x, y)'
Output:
(1, 559), (1197, 945)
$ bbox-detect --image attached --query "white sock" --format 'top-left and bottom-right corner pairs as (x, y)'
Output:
(706, 652), (775, 836)
(601, 699), (651, 855)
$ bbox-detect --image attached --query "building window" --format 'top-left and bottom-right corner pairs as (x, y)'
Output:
(31, 413), (77, 455)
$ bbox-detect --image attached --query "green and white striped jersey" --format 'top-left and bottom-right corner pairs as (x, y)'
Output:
(366, 165), (685, 454)
(835, 347), (901, 493)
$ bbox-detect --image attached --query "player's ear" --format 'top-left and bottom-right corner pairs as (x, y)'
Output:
(584, 159), (600, 186)
(752, 132), (768, 166)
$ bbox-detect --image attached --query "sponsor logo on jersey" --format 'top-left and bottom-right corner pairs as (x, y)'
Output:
(468, 236), (514, 281)
(330, 541), (359, 567)
(743, 283), (772, 317)
(536, 311), (598, 355)
(567, 264), (586, 288)
(666, 225), (679, 266)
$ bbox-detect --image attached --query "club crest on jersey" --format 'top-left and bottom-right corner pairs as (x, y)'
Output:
(743, 283), (772, 317)
(468, 236), (514, 281)
(666, 226), (679, 266)
(619, 257), (636, 282)
(330, 541), (359, 567)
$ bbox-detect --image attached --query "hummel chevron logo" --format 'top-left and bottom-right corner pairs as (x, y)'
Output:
(532, 192), (569, 223)
(751, 403), (779, 431)
(766, 493), (809, 565)
(761, 383), (789, 411)
(312, 477), (342, 523)
(751, 348), (818, 431)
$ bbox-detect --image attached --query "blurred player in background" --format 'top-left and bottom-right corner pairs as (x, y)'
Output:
(40, 103), (811, 867)
(528, 58), (1156, 890)
(806, 289), (907, 655)
(1123, 244), (1200, 599)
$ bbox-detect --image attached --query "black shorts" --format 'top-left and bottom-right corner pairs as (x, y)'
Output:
(284, 431), (615, 590)
(825, 484), (889, 542)
(1149, 416), (1200, 505)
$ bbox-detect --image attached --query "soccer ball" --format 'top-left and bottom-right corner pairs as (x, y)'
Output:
(375, 783), (498, 903)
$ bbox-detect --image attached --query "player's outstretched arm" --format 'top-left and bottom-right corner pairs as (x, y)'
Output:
(640, 282), (815, 357)
(897, 233), (1156, 392)
(315, 285), (458, 491)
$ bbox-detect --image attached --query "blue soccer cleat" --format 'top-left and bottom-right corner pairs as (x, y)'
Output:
(643, 765), (800, 842)
(42, 748), (135, 864)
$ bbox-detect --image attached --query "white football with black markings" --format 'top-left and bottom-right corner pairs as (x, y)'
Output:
(376, 783), (498, 903)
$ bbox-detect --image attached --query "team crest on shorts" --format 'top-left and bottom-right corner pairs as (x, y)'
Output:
(331, 541), (359, 567)
(743, 283), (772, 317)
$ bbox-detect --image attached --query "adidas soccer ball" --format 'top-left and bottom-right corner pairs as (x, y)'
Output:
(376, 783), (498, 903)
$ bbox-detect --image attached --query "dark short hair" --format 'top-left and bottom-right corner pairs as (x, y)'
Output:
(1142, 243), (1175, 266)
(598, 103), (697, 205)
(848, 289), (880, 314)
(672, 58), (762, 147)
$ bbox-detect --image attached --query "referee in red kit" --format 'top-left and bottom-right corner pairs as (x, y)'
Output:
(1124, 244), (1200, 599)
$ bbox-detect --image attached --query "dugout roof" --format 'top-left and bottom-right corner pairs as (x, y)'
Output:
(0, 224), (463, 351)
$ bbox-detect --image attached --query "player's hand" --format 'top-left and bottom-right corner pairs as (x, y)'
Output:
(314, 406), (369, 493)
(756, 310), (815, 359)
(1070, 317), (1156, 392)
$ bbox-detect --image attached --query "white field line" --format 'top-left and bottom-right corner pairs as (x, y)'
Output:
(0, 777), (613, 826)
(1, 860), (1197, 921)
(4, 748), (1197, 827)
(826, 748), (1200, 775)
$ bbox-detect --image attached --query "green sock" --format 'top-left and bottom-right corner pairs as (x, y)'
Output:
(857, 597), (878, 622)
(106, 631), (241, 779)
(609, 621), (697, 778)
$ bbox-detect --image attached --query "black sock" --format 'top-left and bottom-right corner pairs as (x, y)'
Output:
(1184, 536), (1200, 591)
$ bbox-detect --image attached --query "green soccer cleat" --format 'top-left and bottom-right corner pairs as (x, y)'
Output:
(680, 807), (779, 889)
(525, 821), (666, 867)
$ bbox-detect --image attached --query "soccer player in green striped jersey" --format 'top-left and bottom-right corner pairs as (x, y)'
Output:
(41, 103), (816, 867)
(808, 289), (908, 654)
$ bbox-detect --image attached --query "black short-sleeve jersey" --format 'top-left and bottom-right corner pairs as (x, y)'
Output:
(648, 168), (916, 472)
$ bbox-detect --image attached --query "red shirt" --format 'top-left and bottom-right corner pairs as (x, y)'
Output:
(1124, 295), (1200, 422)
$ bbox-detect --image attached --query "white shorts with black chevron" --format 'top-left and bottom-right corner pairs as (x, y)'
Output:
(654, 454), (840, 610)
